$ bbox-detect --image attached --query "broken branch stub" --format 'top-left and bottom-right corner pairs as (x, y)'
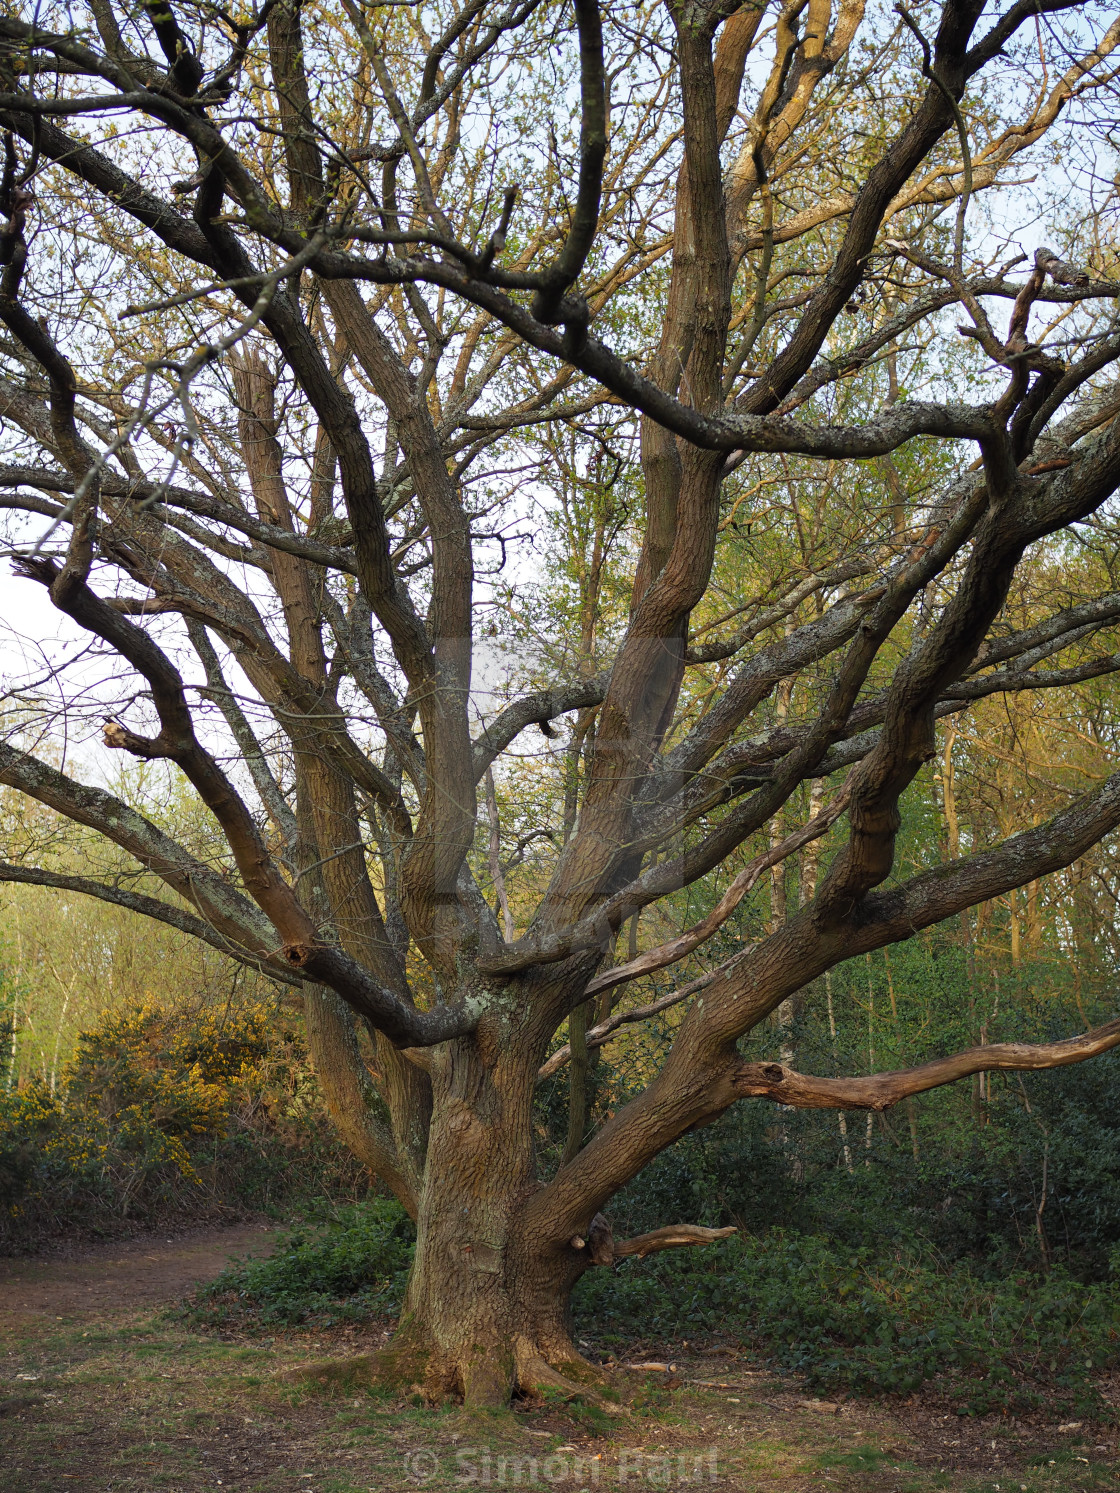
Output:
(571, 1217), (737, 1264)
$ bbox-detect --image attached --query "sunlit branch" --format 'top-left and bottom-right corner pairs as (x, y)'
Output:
(733, 1018), (1120, 1111)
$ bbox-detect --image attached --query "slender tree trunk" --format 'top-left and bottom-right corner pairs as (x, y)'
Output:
(825, 969), (853, 1173)
(1026, 877), (1042, 954)
(770, 679), (796, 1056)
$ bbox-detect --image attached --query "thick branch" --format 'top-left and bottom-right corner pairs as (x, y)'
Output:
(525, 744), (1120, 1243)
(531, 0), (607, 324)
(612, 1224), (737, 1260)
(283, 942), (478, 1047)
(733, 1021), (1120, 1111)
(15, 553), (312, 939)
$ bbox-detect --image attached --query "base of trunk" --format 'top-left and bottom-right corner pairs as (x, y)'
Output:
(286, 1317), (617, 1411)
(403, 1311), (616, 1408)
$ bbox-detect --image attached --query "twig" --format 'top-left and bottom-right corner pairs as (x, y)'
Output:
(896, 6), (972, 274)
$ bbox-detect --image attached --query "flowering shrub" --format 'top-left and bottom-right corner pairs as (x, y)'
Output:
(0, 1000), (369, 1248)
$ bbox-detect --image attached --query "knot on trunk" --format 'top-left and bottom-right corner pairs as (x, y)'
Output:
(284, 941), (317, 966)
(570, 1211), (615, 1265)
(734, 1059), (797, 1101)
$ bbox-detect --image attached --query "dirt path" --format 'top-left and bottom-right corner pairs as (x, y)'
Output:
(0, 1222), (279, 1326)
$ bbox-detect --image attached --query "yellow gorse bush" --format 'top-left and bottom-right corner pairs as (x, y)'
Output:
(62, 998), (273, 1135)
(1, 999), (285, 1229)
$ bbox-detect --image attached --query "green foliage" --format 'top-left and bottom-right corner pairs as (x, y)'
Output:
(574, 1231), (1120, 1417)
(583, 909), (1120, 1283)
(185, 1197), (415, 1328)
(181, 1192), (1120, 1418)
(0, 1000), (370, 1250)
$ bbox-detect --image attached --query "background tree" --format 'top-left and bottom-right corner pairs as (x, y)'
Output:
(2, 0), (1120, 1405)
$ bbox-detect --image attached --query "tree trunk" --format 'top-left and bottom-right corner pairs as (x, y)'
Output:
(381, 1032), (596, 1407)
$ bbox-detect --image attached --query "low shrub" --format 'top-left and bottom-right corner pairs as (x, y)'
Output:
(185, 1197), (415, 1328)
(574, 1230), (1120, 1417)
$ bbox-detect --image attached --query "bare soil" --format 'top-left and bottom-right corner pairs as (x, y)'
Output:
(0, 1221), (278, 1326)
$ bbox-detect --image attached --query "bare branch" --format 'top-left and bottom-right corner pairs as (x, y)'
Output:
(583, 779), (851, 1002)
(472, 676), (609, 780)
(538, 966), (724, 1084)
(0, 860), (300, 983)
(612, 1224), (737, 1260)
(733, 1021), (1120, 1112)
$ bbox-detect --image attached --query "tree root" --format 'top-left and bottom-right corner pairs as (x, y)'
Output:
(513, 1337), (623, 1412)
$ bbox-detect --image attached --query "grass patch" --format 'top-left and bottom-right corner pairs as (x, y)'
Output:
(3, 1297), (1116, 1493)
(817, 1446), (902, 1470)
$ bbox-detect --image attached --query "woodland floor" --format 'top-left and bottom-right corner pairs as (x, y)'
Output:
(1, 1225), (1118, 1492)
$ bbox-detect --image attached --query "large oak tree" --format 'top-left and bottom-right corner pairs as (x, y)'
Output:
(2, 0), (1120, 1404)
